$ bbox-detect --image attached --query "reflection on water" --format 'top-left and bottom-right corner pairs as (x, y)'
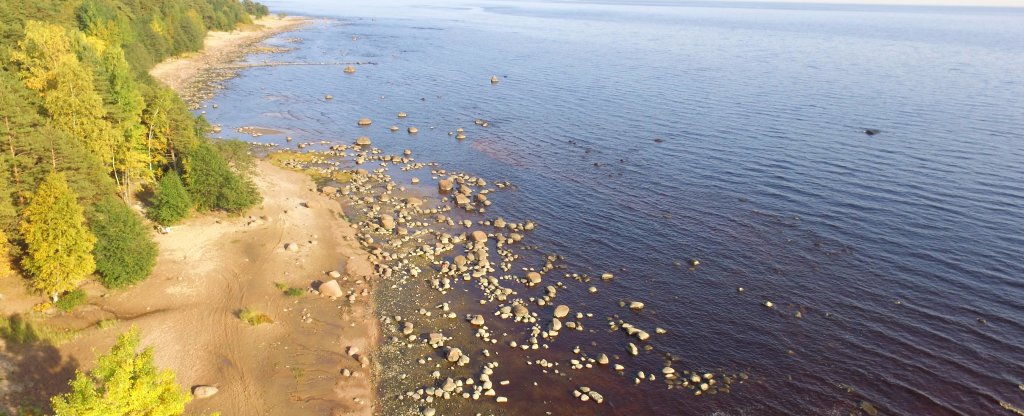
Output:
(206, 1), (1024, 414)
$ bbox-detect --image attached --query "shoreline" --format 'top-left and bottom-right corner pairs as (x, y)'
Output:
(150, 15), (312, 106)
(106, 15), (378, 415)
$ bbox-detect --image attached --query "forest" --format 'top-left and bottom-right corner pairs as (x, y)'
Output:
(0, 1), (268, 413)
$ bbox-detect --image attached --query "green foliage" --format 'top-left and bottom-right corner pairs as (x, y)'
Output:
(274, 282), (304, 297)
(148, 171), (191, 225)
(239, 308), (273, 325)
(0, 229), (13, 278)
(0, 314), (40, 345)
(51, 328), (190, 416)
(211, 139), (256, 177)
(184, 142), (261, 214)
(55, 289), (86, 312)
(90, 196), (157, 288)
(20, 173), (96, 300)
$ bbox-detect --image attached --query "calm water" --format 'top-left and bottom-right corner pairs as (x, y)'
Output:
(204, 1), (1024, 414)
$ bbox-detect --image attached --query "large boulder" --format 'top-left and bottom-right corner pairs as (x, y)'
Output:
(357, 118), (372, 126)
(355, 136), (372, 146)
(319, 279), (343, 298)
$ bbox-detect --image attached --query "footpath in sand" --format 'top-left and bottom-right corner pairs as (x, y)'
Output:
(2, 16), (377, 416)
(64, 162), (377, 415)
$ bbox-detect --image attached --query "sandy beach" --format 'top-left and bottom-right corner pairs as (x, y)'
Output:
(2, 16), (377, 416)
(150, 15), (310, 104)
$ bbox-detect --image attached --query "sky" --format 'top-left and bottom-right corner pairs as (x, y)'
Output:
(719, 0), (1024, 7)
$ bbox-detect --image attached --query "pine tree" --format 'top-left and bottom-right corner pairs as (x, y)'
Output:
(90, 196), (157, 288)
(19, 172), (96, 300)
(51, 328), (190, 416)
(148, 171), (191, 225)
(184, 142), (260, 214)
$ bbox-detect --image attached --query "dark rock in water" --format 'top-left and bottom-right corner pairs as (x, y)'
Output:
(654, 138), (665, 143)
(859, 401), (878, 416)
(864, 128), (881, 136)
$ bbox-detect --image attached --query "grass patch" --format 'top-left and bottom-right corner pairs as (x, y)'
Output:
(274, 282), (305, 297)
(239, 308), (273, 326)
(97, 318), (118, 330)
(55, 289), (86, 312)
(266, 151), (318, 169)
(290, 366), (305, 381)
(1, 315), (81, 345)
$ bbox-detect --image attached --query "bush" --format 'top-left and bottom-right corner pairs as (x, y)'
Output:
(274, 282), (304, 297)
(91, 197), (158, 288)
(184, 142), (261, 214)
(238, 308), (273, 325)
(148, 172), (191, 225)
(50, 328), (190, 415)
(55, 289), (86, 312)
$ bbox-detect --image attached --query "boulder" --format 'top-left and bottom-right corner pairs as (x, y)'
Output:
(526, 272), (541, 285)
(471, 231), (488, 243)
(512, 304), (529, 318)
(408, 127), (419, 134)
(398, 112), (408, 118)
(455, 194), (470, 206)
(490, 75), (499, 84)
(446, 348), (463, 362)
(285, 242), (299, 252)
(470, 315), (485, 326)
(319, 279), (343, 298)
(192, 385), (218, 399)
(321, 186), (338, 195)
(405, 197), (424, 207)
(438, 179), (454, 193)
(380, 215), (396, 230)
(553, 305), (569, 318)
(355, 136), (372, 146)
(357, 118), (372, 126)
(343, 65), (356, 73)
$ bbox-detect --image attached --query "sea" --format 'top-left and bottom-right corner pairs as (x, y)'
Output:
(200, 0), (1024, 414)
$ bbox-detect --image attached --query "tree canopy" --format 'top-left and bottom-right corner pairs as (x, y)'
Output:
(19, 172), (96, 300)
(51, 328), (191, 416)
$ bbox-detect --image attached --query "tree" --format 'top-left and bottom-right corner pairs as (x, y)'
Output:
(42, 54), (115, 170)
(19, 172), (96, 300)
(9, 20), (71, 91)
(148, 171), (191, 225)
(0, 229), (12, 278)
(90, 197), (157, 288)
(184, 142), (260, 214)
(51, 328), (190, 416)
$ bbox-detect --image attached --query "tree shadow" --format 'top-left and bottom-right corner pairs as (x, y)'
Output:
(0, 314), (79, 414)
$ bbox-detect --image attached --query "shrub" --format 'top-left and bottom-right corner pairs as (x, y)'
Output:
(91, 197), (158, 288)
(148, 172), (191, 225)
(55, 289), (86, 312)
(274, 282), (304, 297)
(50, 328), (190, 415)
(239, 308), (273, 326)
(184, 142), (261, 214)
